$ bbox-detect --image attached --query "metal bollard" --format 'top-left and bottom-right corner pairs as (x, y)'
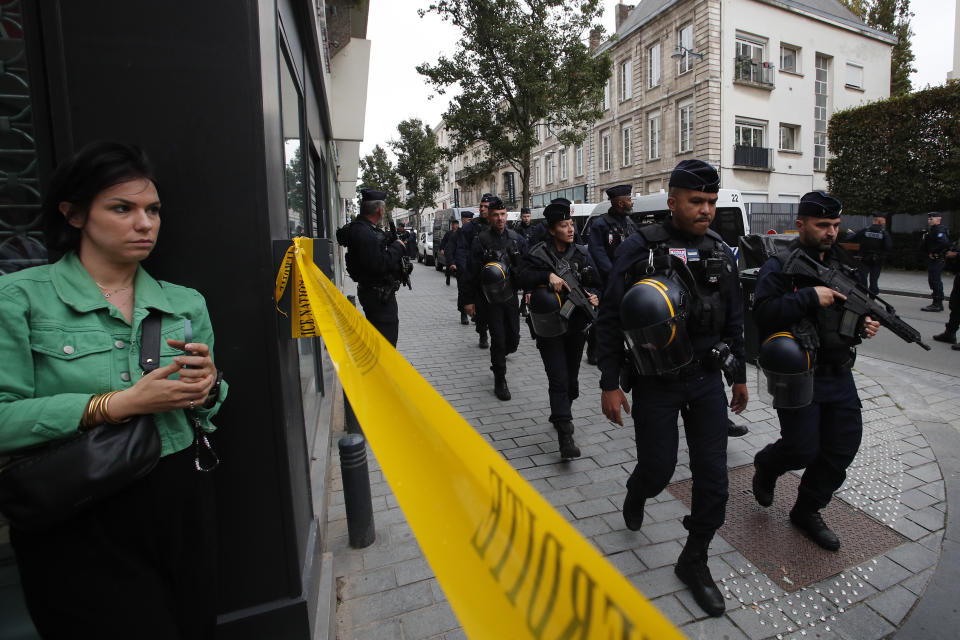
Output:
(338, 434), (375, 548)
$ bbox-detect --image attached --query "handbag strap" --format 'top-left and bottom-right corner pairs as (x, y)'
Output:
(139, 311), (162, 373)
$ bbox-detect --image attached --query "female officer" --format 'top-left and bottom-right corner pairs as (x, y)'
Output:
(0, 141), (227, 638)
(517, 202), (599, 460)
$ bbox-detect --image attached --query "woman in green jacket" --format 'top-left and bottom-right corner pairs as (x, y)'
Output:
(0, 142), (227, 638)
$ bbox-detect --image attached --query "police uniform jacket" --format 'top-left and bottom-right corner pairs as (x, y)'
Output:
(464, 226), (529, 306)
(441, 228), (459, 264)
(587, 207), (639, 279)
(754, 240), (862, 366)
(516, 221), (538, 244)
(345, 217), (406, 287)
(595, 218), (746, 391)
(922, 224), (950, 256)
(516, 240), (600, 330)
(850, 224), (892, 262)
(454, 217), (487, 273)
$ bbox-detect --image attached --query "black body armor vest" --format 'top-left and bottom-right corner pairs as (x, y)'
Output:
(625, 224), (735, 337)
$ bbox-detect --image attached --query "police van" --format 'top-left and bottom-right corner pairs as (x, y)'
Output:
(431, 207), (479, 270)
(581, 189), (749, 258)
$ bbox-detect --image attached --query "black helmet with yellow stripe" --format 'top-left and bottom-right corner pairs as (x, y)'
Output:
(758, 332), (814, 408)
(529, 285), (567, 337)
(620, 274), (693, 375)
(480, 260), (515, 303)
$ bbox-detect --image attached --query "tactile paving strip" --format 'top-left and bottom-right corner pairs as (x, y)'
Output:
(667, 464), (908, 593)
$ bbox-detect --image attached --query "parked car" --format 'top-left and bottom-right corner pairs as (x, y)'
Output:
(418, 231), (434, 265)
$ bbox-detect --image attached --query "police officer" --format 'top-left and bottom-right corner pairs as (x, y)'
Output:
(457, 195), (494, 347)
(849, 214), (892, 295)
(441, 217), (460, 287)
(921, 212), (950, 312)
(516, 207), (537, 243)
(933, 239), (960, 350)
(338, 188), (407, 346)
(588, 185), (639, 284)
(752, 191), (881, 551)
(595, 160), (748, 617)
(516, 202), (600, 460)
(464, 197), (528, 400)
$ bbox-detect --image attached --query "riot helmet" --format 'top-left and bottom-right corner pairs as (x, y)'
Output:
(620, 274), (693, 375)
(758, 332), (814, 408)
(480, 261), (515, 303)
(529, 286), (567, 337)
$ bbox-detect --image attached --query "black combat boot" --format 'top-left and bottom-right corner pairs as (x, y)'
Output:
(933, 330), (957, 344)
(554, 421), (580, 460)
(478, 332), (489, 349)
(622, 486), (645, 531)
(727, 418), (748, 437)
(789, 506), (840, 551)
(675, 533), (725, 617)
(752, 459), (776, 507)
(460, 311), (469, 325)
(493, 372), (511, 401)
(921, 301), (944, 312)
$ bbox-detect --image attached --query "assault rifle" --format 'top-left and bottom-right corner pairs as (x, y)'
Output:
(782, 249), (931, 351)
(554, 259), (598, 322)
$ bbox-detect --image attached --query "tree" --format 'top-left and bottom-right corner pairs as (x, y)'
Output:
(838, 0), (915, 96)
(417, 0), (611, 208)
(357, 145), (403, 212)
(827, 82), (960, 216)
(390, 118), (444, 230)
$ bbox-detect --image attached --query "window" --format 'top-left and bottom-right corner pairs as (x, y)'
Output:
(845, 62), (863, 89)
(559, 147), (567, 179)
(779, 123), (799, 151)
(648, 111), (661, 160)
(780, 44), (800, 73)
(621, 126), (632, 166)
(814, 54), (829, 171)
(677, 24), (694, 74)
(648, 43), (661, 88)
(534, 158), (541, 186)
(575, 144), (583, 176)
(619, 58), (633, 101)
(546, 153), (554, 183)
(735, 37), (767, 83)
(735, 121), (765, 147)
(678, 100), (693, 153)
(600, 130), (611, 171)
(603, 79), (611, 110)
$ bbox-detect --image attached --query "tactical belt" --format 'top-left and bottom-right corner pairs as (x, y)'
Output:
(814, 356), (854, 377)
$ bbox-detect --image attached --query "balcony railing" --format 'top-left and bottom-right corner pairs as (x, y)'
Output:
(733, 145), (772, 169)
(734, 58), (775, 88)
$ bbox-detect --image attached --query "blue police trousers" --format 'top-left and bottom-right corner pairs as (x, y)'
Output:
(629, 371), (729, 536)
(756, 371), (862, 511)
(535, 329), (587, 423)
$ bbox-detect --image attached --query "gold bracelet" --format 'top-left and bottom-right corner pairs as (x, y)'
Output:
(80, 395), (98, 429)
(101, 391), (132, 425)
(90, 393), (108, 426)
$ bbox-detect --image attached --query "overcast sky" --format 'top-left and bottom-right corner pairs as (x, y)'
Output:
(358, 0), (955, 171)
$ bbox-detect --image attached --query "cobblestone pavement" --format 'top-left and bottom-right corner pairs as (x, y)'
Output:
(328, 262), (955, 639)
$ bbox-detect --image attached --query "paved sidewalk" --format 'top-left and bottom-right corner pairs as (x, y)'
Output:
(327, 262), (957, 639)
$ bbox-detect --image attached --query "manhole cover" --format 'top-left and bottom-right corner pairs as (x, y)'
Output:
(667, 464), (908, 592)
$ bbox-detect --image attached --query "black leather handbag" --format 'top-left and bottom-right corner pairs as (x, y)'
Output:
(0, 313), (164, 531)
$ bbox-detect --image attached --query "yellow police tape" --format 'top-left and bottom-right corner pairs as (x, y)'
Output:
(276, 238), (685, 640)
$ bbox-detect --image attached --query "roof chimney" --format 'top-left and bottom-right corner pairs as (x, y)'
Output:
(589, 27), (603, 51)
(615, 4), (635, 31)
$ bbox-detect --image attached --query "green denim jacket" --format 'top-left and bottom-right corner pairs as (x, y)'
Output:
(0, 251), (228, 456)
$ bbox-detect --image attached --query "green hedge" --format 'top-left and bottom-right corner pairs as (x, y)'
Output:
(827, 82), (960, 216)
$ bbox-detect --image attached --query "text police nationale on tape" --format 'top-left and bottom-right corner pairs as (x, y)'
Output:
(276, 238), (685, 640)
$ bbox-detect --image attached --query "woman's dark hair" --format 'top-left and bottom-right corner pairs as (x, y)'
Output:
(42, 141), (156, 253)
